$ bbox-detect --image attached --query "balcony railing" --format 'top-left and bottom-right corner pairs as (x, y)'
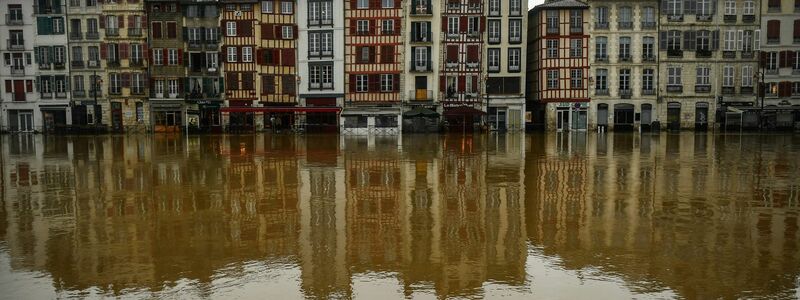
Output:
(743, 15), (755, 23)
(466, 31), (480, 38)
(696, 49), (712, 58)
(546, 27), (559, 35)
(766, 68), (778, 75)
(667, 49), (683, 58)
(620, 89), (632, 98)
(72, 90), (86, 98)
(595, 54), (608, 62)
(10, 66), (24, 75)
(667, 85), (683, 93)
(128, 28), (142, 36)
(793, 68), (800, 75)
(90, 90), (102, 97)
(131, 87), (144, 95)
(723, 15), (736, 23)
(595, 89), (609, 95)
(509, 65), (520, 72)
(767, 6), (780, 12)
(642, 54), (656, 62)
(509, 36), (521, 43)
(618, 22), (632, 29)
(7, 39), (24, 50)
(56, 91), (67, 98)
(86, 31), (99, 39)
(39, 63), (51, 70)
(740, 87), (753, 94)
(696, 14), (712, 21)
(741, 51), (754, 59)
(488, 65), (500, 72)
(466, 61), (479, 68)
(723, 51), (736, 59)
(105, 28), (119, 36)
(5, 14), (23, 26)
(488, 36), (500, 43)
(109, 87), (122, 95)
(188, 40), (202, 49)
(695, 85), (711, 93)
(595, 22), (609, 29)
(41, 92), (53, 98)
(107, 60), (120, 67)
(446, 61), (459, 69)
(618, 54), (631, 62)
(409, 89), (433, 101)
(489, 10), (500, 17)
(87, 60), (101, 68)
(642, 89), (655, 95)
(641, 21), (656, 29)
(411, 60), (432, 72)
(54, 61), (65, 70)
(569, 27), (582, 34)
(667, 14), (684, 22)
(767, 37), (779, 44)
(413, 5), (432, 15)
(130, 58), (144, 67)
(722, 86), (735, 94)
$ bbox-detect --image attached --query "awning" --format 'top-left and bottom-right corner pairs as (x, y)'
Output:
(220, 107), (341, 113)
(443, 106), (486, 116)
(403, 107), (439, 117)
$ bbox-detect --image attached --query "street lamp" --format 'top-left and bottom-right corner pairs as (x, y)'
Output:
(754, 69), (765, 130)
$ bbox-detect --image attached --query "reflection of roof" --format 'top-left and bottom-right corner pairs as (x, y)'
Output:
(533, 0), (589, 11)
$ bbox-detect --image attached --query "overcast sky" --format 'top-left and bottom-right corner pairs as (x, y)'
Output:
(529, 0), (545, 9)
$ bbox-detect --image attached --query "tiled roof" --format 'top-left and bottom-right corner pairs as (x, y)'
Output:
(533, 0), (589, 10)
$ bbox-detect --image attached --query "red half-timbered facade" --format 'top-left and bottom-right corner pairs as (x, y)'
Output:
(344, 0), (403, 104)
(257, 0), (297, 105)
(220, 0), (258, 131)
(439, 0), (486, 130)
(528, 0), (589, 130)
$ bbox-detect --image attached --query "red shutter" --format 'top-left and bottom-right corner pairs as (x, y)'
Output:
(26, 80), (33, 92)
(293, 25), (298, 39)
(350, 20), (357, 35)
(369, 46), (376, 63)
(370, 20), (377, 35)
(761, 52), (767, 65)
(394, 0), (402, 8)
(480, 16), (485, 32)
(439, 76), (446, 92)
(177, 49), (183, 65)
(447, 45), (458, 62)
(282, 49), (294, 66)
(128, 15), (134, 28)
(163, 48), (168, 65)
(767, 20), (780, 39)
(100, 43), (107, 59)
(152, 22), (162, 39)
(262, 24), (273, 39)
(394, 18), (401, 35)
(100, 16), (105, 28)
(459, 16), (467, 33)
(120, 43), (129, 59)
(471, 76), (478, 93)
(794, 20), (800, 38)
(349, 75), (357, 92)
(351, 0), (358, 9)
(142, 43), (148, 61)
(118, 15), (124, 28)
(256, 49), (263, 65)
(240, 20), (252, 37)
(458, 76), (465, 92)
(393, 74), (400, 92)
(274, 49), (281, 65)
(274, 25), (281, 39)
(467, 45), (478, 62)
(4, 81), (10, 93)
(789, 51), (798, 67)
(178, 78), (184, 94)
(368, 74), (379, 92)
(140, 15), (147, 29)
(442, 17), (447, 31)
(122, 73), (130, 88)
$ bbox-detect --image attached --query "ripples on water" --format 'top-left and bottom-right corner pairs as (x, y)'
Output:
(0, 133), (798, 299)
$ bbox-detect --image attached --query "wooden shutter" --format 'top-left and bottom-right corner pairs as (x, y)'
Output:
(177, 49), (183, 65)
(459, 16), (467, 33)
(100, 43), (107, 59)
(442, 16), (447, 31)
(128, 15), (134, 28)
(381, 45), (394, 63)
(167, 22), (177, 38)
(262, 24), (273, 39)
(140, 15), (147, 29)
(794, 20), (800, 38)
(393, 74), (400, 92)
(240, 20), (252, 37)
(447, 45), (458, 62)
(368, 74), (379, 92)
(394, 19), (401, 35)
(659, 31), (667, 49)
(711, 30), (720, 50)
(350, 20), (357, 35)
(349, 75), (357, 92)
(118, 15), (124, 28)
(760, 51), (767, 65)
(120, 43), (129, 59)
(458, 76), (466, 92)
(100, 15), (105, 28)
(767, 20), (780, 39)
(152, 22), (162, 38)
(122, 73), (130, 88)
(684, 30), (695, 51)
(369, 46), (376, 63)
(370, 20), (377, 35)
(282, 49), (295, 66)
(439, 76), (446, 92)
(467, 45), (479, 62)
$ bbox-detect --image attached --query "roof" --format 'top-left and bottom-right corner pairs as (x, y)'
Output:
(532, 0), (589, 11)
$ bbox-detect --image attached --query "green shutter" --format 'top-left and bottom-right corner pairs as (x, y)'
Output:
(37, 17), (52, 35)
(203, 78), (212, 94)
(218, 77), (224, 94)
(48, 46), (55, 64)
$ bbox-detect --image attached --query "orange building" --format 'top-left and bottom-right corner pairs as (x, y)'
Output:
(220, 0), (258, 132)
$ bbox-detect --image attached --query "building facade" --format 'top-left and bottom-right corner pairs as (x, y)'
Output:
(588, 0), (659, 131)
(146, 0), (186, 133)
(758, 0), (799, 128)
(342, 0), (404, 134)
(66, 0), (105, 132)
(34, 0), (72, 133)
(181, 0), (223, 133)
(256, 0), (298, 131)
(104, 0), (148, 132)
(527, 0), (590, 131)
(2, 1), (40, 132)
(402, 0), (440, 133)
(220, 0), (258, 131)
(485, 0), (526, 131)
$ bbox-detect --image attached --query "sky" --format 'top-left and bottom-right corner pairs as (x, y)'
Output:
(529, 0), (545, 9)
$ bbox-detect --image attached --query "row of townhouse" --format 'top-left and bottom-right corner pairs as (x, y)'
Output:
(0, 0), (527, 134)
(527, 0), (800, 131)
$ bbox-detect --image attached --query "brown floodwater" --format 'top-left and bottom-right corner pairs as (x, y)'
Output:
(0, 133), (798, 299)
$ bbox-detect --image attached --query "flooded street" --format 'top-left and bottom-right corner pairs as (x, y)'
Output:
(0, 133), (798, 299)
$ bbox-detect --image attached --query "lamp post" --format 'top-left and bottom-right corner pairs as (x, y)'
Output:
(93, 70), (103, 127)
(754, 69), (765, 130)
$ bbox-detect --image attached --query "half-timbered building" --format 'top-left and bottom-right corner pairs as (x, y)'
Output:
(527, 0), (590, 131)
(104, 0), (148, 132)
(256, 0), (298, 130)
(342, 0), (404, 134)
(440, 0), (486, 132)
(220, 0), (258, 132)
(182, 0), (223, 132)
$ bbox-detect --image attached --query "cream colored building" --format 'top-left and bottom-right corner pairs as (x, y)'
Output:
(485, 0), (527, 131)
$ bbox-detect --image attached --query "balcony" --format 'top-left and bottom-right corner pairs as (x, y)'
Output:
(509, 36), (521, 43)
(722, 86), (735, 94)
(466, 31), (480, 38)
(618, 54), (631, 62)
(447, 2), (460, 10)
(409, 89), (433, 101)
(41, 92), (53, 98)
(620, 89), (632, 99)
(766, 68), (778, 75)
(642, 89), (655, 95)
(72, 90), (86, 98)
(87, 60), (100, 68)
(508, 65), (520, 72)
(489, 10), (500, 17)
(723, 51), (736, 59)
(546, 27), (559, 35)
(695, 85), (711, 93)
(10, 66), (24, 75)
(56, 91), (67, 98)
(466, 61), (479, 68)
(131, 87), (144, 95)
(696, 14), (712, 21)
(130, 58), (144, 67)
(641, 21), (656, 29)
(642, 54), (656, 62)
(70, 32), (82, 40)
(595, 54), (608, 62)
(105, 28), (119, 37)
(793, 68), (800, 75)
(86, 31), (99, 39)
(723, 15), (736, 23)
(488, 65), (500, 72)
(743, 15), (755, 23)
(595, 22), (609, 29)
(667, 85), (683, 93)
(128, 28), (142, 36)
(7, 39), (24, 50)
(510, 9), (521, 16)
(696, 49), (712, 58)
(740, 87), (753, 94)
(741, 51), (754, 59)
(667, 49), (683, 58)
(411, 61), (432, 72)
(767, 37), (779, 44)
(107, 60), (120, 68)
(411, 35), (431, 43)
(54, 61), (65, 70)
(188, 40), (202, 49)
(89, 90), (102, 97)
(5, 14), (23, 26)
(446, 61), (459, 69)
(382, 29), (396, 35)
(109, 87), (122, 95)
(667, 14), (683, 22)
(618, 22), (632, 29)
(569, 27), (582, 34)
(595, 89), (609, 95)
(412, 5), (432, 15)
(488, 36), (500, 43)
(39, 63), (52, 70)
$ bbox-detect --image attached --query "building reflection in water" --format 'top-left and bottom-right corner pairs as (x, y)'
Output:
(0, 133), (798, 299)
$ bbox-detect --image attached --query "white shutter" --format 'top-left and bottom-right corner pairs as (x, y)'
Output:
(737, 30), (743, 51)
(754, 29), (760, 50)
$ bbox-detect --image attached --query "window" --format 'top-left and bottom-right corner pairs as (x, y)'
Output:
(226, 21), (236, 36)
(206, 28), (219, 42)
(414, 47), (428, 68)
(309, 63), (333, 89)
(109, 73), (120, 94)
(546, 11), (559, 33)
(698, 0), (712, 16)
(570, 39), (582, 57)
(54, 47), (65, 64)
(743, 30), (753, 52)
(488, 48), (500, 71)
(488, 20), (501, 43)
(357, 20), (369, 34)
(509, 20), (521, 43)
(547, 70), (559, 89)
(619, 69), (630, 91)
(380, 74), (393, 92)
(698, 30), (712, 51)
(794, 82), (800, 95)
(448, 17), (458, 35)
(382, 19), (395, 35)
(510, 0), (521, 15)
(280, 1), (293, 14)
(596, 37), (607, 59)
(668, 30), (681, 50)
(723, 66), (734, 87)
(382, 0), (393, 8)
(724, 0), (736, 15)
(467, 16), (479, 35)
(595, 69), (607, 91)
(489, 0), (500, 15)
(132, 73), (144, 94)
(642, 7), (656, 25)
(618, 6), (632, 29)
(667, 0), (682, 15)
(595, 6), (609, 27)
(547, 39), (558, 58)
(207, 52), (218, 68)
(167, 49), (178, 65)
(741, 66), (753, 86)
(724, 30), (735, 51)
(154, 80), (164, 95)
(570, 10), (582, 30)
(187, 5), (199, 17)
(643, 37), (655, 58)
(743, 0), (755, 14)
(88, 46), (99, 62)
(643, 69), (654, 91)
(242, 47), (252, 62)
(309, 1), (333, 24)
(508, 48), (521, 72)
(570, 69), (582, 89)
(227, 47), (237, 62)
(794, 51), (800, 69)
(356, 74), (368, 92)
(188, 28), (201, 42)
(153, 48), (163, 65)
(309, 32), (320, 55)
(668, 67), (682, 86)
(357, 0), (368, 9)
(73, 75), (84, 92)
(619, 37), (631, 59)
(282, 26), (293, 39)
(53, 18), (64, 34)
(696, 67), (710, 86)
(168, 79), (178, 95)
(767, 52), (778, 70)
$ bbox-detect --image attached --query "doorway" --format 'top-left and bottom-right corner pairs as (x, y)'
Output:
(556, 109), (569, 131)
(18, 111), (33, 132)
(667, 102), (681, 131)
(613, 103), (635, 131)
(695, 102), (709, 131)
(111, 102), (124, 132)
(641, 104), (652, 131)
